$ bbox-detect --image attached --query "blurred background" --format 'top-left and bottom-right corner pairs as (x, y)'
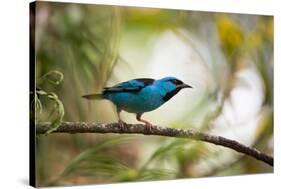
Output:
(32, 1), (273, 186)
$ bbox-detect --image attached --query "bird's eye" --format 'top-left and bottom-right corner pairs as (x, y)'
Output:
(170, 79), (183, 85)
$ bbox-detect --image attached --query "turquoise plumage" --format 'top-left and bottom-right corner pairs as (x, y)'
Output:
(82, 76), (192, 130)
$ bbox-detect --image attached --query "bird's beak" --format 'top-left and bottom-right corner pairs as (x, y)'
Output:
(178, 83), (192, 89)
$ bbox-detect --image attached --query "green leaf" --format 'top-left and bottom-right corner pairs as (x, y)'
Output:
(39, 70), (64, 86)
(34, 70), (65, 134)
(141, 139), (186, 169)
(59, 136), (133, 179)
(43, 92), (65, 134)
(139, 168), (177, 180)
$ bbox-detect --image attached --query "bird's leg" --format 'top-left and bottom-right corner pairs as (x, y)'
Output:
(117, 109), (126, 130)
(136, 113), (154, 132)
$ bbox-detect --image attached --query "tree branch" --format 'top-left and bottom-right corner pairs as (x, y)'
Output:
(35, 122), (273, 166)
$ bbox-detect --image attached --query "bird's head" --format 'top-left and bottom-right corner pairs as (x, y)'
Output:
(157, 77), (192, 102)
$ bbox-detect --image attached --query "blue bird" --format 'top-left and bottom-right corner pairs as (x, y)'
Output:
(82, 77), (192, 130)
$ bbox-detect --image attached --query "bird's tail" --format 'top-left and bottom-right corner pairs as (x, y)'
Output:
(82, 93), (103, 100)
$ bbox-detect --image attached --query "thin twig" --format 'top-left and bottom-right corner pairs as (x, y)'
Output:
(35, 122), (273, 166)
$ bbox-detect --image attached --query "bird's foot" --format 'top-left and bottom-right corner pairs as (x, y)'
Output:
(118, 120), (127, 131)
(145, 122), (154, 133)
(136, 114), (154, 133)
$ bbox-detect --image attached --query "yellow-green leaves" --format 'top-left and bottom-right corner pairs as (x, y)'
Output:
(216, 15), (244, 59)
(34, 70), (65, 134)
(52, 137), (132, 184)
(39, 70), (64, 86)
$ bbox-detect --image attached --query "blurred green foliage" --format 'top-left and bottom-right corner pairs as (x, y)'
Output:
(33, 2), (273, 186)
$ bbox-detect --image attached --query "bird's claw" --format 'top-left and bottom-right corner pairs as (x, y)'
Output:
(118, 120), (126, 131)
(145, 122), (154, 133)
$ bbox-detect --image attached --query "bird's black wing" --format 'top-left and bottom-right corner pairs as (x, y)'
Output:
(135, 78), (155, 86)
(103, 78), (154, 93)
